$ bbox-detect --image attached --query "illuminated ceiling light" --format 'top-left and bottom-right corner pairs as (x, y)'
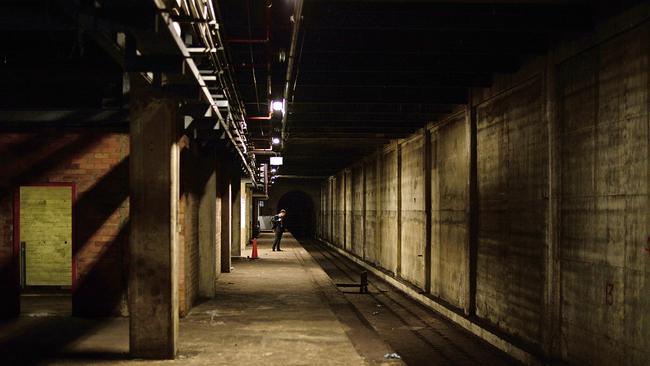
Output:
(272, 100), (284, 112)
(270, 156), (283, 166)
(271, 168), (277, 173)
(272, 137), (281, 145)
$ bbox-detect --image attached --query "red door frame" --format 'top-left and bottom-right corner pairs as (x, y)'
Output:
(13, 182), (78, 293)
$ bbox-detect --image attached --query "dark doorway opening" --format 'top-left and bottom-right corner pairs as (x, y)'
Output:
(277, 191), (315, 238)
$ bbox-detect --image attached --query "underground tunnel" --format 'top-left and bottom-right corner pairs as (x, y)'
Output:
(276, 190), (316, 238)
(1, 1), (649, 365)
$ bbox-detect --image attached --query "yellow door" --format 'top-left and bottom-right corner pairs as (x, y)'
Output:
(19, 186), (73, 287)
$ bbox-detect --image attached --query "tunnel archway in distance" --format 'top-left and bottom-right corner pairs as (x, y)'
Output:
(276, 190), (315, 238)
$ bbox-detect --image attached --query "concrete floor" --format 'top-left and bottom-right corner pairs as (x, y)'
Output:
(0, 232), (518, 365)
(0, 233), (401, 365)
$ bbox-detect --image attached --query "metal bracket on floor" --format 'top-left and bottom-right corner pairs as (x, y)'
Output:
(336, 271), (369, 294)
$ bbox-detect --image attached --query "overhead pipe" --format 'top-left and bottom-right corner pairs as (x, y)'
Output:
(251, 149), (279, 156)
(153, 0), (258, 186)
(226, 0), (272, 45)
(247, 111), (273, 120)
(265, 0), (273, 104)
(241, 0), (274, 134)
(281, 0), (304, 145)
(243, 0), (262, 114)
(276, 175), (327, 179)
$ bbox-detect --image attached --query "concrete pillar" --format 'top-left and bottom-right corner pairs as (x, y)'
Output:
(230, 171), (241, 257)
(128, 90), (179, 359)
(198, 148), (218, 298)
(218, 154), (232, 273)
(240, 180), (253, 250)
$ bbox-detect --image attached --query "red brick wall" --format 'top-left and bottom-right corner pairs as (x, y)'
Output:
(0, 130), (129, 317)
(178, 136), (200, 317)
(1, 130), (207, 318)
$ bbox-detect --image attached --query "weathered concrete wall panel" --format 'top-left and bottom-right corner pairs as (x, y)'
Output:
(400, 135), (426, 289)
(378, 148), (399, 273)
(320, 182), (328, 240)
(364, 159), (378, 264)
(344, 170), (353, 251)
(334, 174), (345, 247)
(430, 113), (470, 310)
(317, 13), (650, 366)
(476, 77), (547, 347)
(558, 22), (650, 366)
(351, 165), (365, 258)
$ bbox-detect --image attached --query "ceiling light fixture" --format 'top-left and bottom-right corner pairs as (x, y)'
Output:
(271, 99), (285, 115)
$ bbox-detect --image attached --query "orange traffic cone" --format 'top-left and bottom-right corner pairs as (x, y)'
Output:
(251, 238), (259, 260)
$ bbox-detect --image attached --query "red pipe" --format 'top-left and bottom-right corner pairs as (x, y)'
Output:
(246, 0), (275, 131)
(247, 111), (273, 120)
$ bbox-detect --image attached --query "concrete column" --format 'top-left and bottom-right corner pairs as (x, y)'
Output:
(240, 181), (253, 250)
(218, 152), (232, 273)
(128, 90), (179, 359)
(198, 148), (218, 298)
(230, 171), (241, 257)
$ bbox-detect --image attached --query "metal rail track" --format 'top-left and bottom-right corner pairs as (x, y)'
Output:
(301, 238), (521, 366)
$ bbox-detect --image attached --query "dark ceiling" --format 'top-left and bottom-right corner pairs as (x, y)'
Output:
(218, 0), (602, 177)
(1, 0), (643, 181)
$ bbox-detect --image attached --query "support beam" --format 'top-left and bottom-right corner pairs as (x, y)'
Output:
(128, 89), (179, 359)
(231, 171), (242, 257)
(198, 147), (218, 298)
(218, 154), (232, 273)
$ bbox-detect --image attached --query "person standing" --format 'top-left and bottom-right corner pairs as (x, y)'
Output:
(271, 209), (287, 251)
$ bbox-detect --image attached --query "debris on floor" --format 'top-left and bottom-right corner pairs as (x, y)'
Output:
(384, 352), (401, 360)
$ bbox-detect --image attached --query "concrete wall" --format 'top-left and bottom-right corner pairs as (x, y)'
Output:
(351, 165), (364, 257)
(378, 146), (399, 274)
(319, 10), (650, 366)
(555, 21), (650, 366)
(335, 173), (345, 247)
(430, 112), (470, 311)
(400, 134), (426, 289)
(476, 76), (547, 348)
(363, 159), (377, 264)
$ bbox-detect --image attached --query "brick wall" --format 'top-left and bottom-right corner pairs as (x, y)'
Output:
(178, 136), (201, 317)
(0, 130), (129, 317)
